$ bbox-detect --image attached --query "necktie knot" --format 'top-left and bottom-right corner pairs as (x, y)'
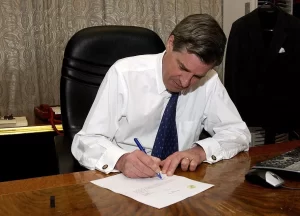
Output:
(169, 93), (179, 103)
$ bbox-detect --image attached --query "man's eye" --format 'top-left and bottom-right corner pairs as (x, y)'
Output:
(194, 75), (202, 79)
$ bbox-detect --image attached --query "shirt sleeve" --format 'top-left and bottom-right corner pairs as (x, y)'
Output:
(195, 75), (251, 164)
(71, 64), (128, 174)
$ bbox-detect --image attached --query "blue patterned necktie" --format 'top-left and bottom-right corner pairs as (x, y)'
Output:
(151, 93), (179, 160)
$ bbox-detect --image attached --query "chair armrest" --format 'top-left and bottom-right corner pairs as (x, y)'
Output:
(54, 135), (87, 174)
(54, 135), (76, 174)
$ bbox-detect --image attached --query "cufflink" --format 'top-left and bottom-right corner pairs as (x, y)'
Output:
(211, 155), (216, 160)
(102, 164), (108, 169)
(279, 47), (285, 53)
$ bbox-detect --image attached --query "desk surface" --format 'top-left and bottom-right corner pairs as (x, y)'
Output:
(0, 141), (300, 216)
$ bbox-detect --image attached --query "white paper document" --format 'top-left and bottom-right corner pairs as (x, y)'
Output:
(91, 174), (214, 209)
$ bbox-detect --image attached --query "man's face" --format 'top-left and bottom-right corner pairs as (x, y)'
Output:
(162, 35), (214, 93)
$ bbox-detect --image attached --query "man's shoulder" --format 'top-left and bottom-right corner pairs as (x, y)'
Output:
(201, 69), (219, 85)
(206, 69), (218, 79)
(191, 69), (221, 92)
(113, 53), (161, 72)
(183, 69), (221, 98)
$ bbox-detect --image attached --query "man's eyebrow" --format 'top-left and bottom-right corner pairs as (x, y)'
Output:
(177, 59), (191, 72)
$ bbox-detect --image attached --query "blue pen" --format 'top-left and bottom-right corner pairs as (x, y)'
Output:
(133, 138), (162, 180)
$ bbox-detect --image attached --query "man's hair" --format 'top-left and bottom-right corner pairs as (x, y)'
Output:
(170, 14), (226, 66)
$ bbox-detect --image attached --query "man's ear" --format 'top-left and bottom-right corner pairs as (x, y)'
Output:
(166, 35), (174, 51)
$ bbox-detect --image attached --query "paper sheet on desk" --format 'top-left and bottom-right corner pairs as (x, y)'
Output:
(91, 174), (213, 209)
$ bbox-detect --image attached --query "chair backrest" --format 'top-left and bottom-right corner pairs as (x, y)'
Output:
(60, 26), (165, 140)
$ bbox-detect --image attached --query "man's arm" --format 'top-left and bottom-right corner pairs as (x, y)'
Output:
(160, 74), (250, 175)
(71, 65), (128, 174)
(196, 75), (251, 164)
(71, 64), (161, 177)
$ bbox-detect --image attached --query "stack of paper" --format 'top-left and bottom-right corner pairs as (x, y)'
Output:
(0, 118), (16, 128)
(0, 116), (28, 128)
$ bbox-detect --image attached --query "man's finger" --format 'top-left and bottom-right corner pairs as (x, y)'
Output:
(166, 157), (181, 176)
(161, 158), (171, 174)
(132, 162), (155, 178)
(123, 163), (143, 178)
(150, 156), (161, 164)
(189, 159), (198, 171)
(180, 157), (190, 171)
(135, 152), (161, 176)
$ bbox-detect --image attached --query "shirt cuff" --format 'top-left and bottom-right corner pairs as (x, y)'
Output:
(194, 137), (223, 164)
(95, 144), (128, 174)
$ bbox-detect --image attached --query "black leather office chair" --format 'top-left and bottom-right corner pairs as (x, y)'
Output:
(55, 26), (165, 174)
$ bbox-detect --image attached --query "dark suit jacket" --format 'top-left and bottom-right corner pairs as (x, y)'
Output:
(225, 7), (300, 131)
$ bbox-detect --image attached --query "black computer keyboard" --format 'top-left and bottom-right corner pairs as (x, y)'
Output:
(253, 147), (300, 173)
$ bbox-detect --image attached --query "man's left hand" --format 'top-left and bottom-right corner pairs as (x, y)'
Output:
(160, 145), (206, 176)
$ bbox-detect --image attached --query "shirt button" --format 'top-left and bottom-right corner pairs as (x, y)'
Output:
(211, 155), (217, 160)
(102, 164), (108, 170)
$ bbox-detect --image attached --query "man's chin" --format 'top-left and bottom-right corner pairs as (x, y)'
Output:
(167, 81), (182, 93)
(167, 87), (182, 93)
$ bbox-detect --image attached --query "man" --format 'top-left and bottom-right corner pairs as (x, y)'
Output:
(71, 14), (251, 178)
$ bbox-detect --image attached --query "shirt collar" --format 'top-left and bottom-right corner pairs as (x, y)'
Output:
(156, 51), (167, 94)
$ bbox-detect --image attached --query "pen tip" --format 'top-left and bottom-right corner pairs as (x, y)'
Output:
(157, 173), (163, 180)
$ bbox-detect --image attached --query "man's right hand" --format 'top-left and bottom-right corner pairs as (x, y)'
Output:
(115, 150), (161, 178)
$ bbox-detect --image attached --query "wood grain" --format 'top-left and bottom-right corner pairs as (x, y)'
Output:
(0, 141), (300, 215)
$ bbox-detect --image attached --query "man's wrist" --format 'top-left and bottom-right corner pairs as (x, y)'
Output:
(193, 145), (207, 161)
(115, 153), (129, 171)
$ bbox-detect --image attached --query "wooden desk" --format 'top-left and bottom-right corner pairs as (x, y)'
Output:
(0, 141), (299, 216)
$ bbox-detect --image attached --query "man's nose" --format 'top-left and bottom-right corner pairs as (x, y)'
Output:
(180, 73), (193, 88)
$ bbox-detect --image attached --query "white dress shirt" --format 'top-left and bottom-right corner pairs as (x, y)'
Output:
(71, 52), (251, 174)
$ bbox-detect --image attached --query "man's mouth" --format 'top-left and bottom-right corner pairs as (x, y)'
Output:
(173, 80), (183, 89)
